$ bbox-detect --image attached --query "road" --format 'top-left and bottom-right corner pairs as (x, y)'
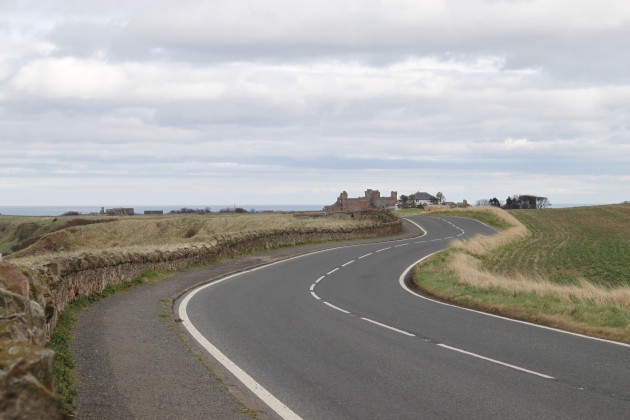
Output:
(179, 216), (630, 419)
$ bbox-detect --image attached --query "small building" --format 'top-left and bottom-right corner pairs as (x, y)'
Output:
(144, 210), (164, 215)
(410, 192), (438, 207)
(105, 208), (135, 216)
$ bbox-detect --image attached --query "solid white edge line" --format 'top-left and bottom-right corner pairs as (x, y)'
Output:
(323, 301), (351, 314)
(327, 267), (339, 275)
(342, 260), (355, 267)
(179, 288), (303, 420)
(398, 254), (630, 348)
(361, 317), (415, 337)
(437, 344), (554, 379)
(311, 291), (321, 300)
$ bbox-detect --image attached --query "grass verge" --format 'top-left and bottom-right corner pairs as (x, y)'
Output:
(46, 269), (173, 414)
(413, 205), (630, 344)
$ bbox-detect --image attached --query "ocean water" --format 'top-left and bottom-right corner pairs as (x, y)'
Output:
(0, 205), (325, 216)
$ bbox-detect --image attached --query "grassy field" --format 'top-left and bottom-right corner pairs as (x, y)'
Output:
(412, 204), (630, 343)
(1, 212), (373, 261)
(487, 206), (630, 287)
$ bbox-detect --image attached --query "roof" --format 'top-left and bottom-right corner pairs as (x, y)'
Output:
(410, 192), (437, 201)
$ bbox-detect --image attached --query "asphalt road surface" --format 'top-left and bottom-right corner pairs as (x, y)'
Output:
(179, 216), (630, 419)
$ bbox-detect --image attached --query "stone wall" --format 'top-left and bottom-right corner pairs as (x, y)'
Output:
(0, 262), (64, 419)
(0, 211), (400, 418)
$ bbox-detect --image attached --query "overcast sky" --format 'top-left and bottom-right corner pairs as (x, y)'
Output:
(1, 0), (629, 207)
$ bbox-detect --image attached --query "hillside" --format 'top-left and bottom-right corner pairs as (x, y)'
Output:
(0, 216), (115, 256)
(487, 204), (630, 287)
(413, 204), (630, 343)
(1, 212), (373, 261)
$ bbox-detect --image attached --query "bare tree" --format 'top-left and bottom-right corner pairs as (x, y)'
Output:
(476, 198), (490, 207)
(436, 191), (445, 204)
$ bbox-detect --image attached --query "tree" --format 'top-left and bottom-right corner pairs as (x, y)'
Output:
(476, 199), (490, 207)
(536, 197), (551, 209)
(398, 195), (410, 209)
(489, 197), (501, 207)
(435, 192), (445, 204)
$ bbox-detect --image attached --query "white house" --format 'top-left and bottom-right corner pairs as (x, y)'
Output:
(410, 192), (438, 207)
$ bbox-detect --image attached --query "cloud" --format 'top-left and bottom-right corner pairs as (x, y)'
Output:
(0, 0), (629, 206)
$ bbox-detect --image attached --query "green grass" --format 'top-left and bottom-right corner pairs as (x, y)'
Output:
(413, 251), (630, 342)
(486, 205), (630, 287)
(46, 269), (173, 414)
(412, 204), (630, 343)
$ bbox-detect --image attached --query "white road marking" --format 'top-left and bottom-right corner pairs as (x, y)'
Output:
(309, 284), (315, 291)
(179, 290), (303, 420)
(358, 253), (373, 259)
(327, 268), (339, 275)
(311, 291), (321, 300)
(324, 301), (351, 314)
(315, 276), (325, 283)
(361, 317), (415, 337)
(342, 260), (355, 267)
(394, 243), (409, 248)
(375, 247), (391, 253)
(437, 344), (555, 379)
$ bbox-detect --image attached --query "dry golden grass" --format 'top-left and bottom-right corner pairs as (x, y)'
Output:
(450, 252), (630, 309)
(426, 205), (630, 312)
(7, 212), (373, 263)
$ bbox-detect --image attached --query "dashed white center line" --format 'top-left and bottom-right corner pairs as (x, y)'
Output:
(324, 301), (351, 314)
(327, 268), (339, 275)
(437, 344), (555, 379)
(342, 260), (355, 267)
(309, 284), (315, 291)
(361, 317), (415, 337)
(375, 247), (391, 253)
(358, 253), (373, 259)
(394, 243), (409, 248)
(315, 276), (325, 283)
(310, 291), (321, 300)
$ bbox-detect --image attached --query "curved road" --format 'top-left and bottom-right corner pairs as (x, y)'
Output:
(179, 216), (630, 419)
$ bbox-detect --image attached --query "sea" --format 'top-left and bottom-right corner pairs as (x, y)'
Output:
(0, 205), (326, 217)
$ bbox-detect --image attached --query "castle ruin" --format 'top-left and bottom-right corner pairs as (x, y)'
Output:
(324, 189), (397, 212)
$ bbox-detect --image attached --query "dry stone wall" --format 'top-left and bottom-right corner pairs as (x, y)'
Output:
(0, 212), (400, 418)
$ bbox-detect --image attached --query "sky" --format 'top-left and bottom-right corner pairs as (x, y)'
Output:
(1, 0), (629, 207)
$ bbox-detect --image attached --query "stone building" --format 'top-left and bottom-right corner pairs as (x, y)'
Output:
(105, 208), (135, 216)
(324, 189), (397, 212)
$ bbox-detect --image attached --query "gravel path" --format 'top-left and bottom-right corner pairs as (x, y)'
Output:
(70, 220), (421, 419)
